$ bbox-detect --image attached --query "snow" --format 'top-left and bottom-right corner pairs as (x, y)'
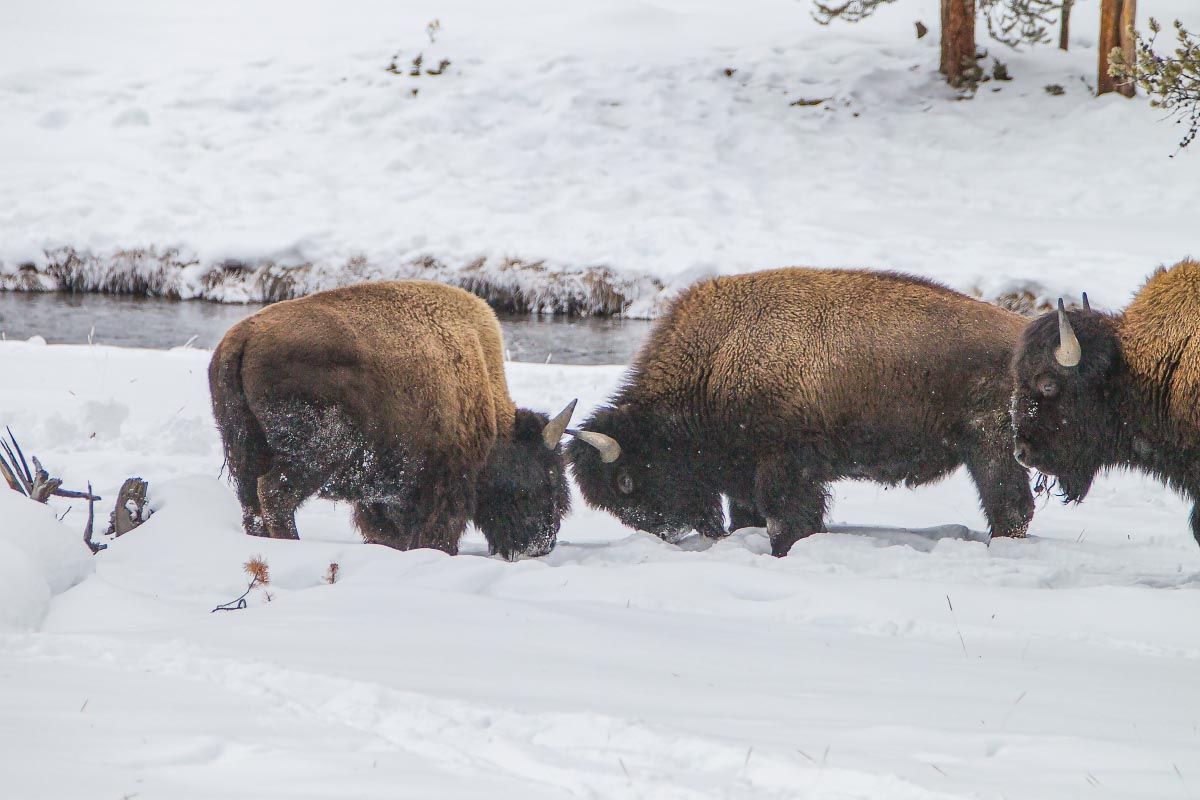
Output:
(2, 340), (1200, 798)
(0, 490), (93, 632)
(3, 0), (1200, 794)
(1, 1), (1197, 313)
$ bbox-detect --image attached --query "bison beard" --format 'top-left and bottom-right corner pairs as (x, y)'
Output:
(209, 281), (573, 559)
(570, 268), (1035, 556)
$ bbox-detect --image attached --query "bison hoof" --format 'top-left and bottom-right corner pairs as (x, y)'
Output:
(988, 530), (1029, 542)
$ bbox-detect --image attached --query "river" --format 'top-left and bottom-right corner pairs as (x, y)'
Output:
(0, 292), (651, 365)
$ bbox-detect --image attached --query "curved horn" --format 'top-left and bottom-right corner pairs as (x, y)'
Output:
(542, 398), (578, 450)
(1081, 292), (1091, 312)
(1055, 298), (1082, 368)
(566, 428), (621, 463)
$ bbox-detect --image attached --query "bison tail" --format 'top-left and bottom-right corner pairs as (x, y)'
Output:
(208, 331), (271, 514)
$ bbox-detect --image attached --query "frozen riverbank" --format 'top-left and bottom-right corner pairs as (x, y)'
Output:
(2, 1), (1197, 315)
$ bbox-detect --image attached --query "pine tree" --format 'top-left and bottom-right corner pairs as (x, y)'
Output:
(1097, 0), (1137, 96)
(1110, 18), (1200, 150)
(812, 0), (1061, 87)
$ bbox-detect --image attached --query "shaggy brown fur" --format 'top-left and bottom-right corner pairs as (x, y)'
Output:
(1012, 259), (1200, 545)
(569, 268), (1035, 556)
(209, 281), (571, 558)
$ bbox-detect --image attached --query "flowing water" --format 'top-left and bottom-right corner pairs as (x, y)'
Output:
(0, 292), (651, 365)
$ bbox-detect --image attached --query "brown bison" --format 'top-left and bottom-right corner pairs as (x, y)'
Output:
(568, 268), (1035, 556)
(209, 281), (575, 559)
(1011, 258), (1200, 546)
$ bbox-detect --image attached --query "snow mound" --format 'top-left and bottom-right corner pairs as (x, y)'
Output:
(0, 490), (94, 631)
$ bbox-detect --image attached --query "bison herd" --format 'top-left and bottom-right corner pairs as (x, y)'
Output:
(209, 259), (1200, 559)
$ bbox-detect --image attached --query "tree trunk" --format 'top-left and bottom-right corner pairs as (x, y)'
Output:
(940, 0), (977, 86)
(1098, 0), (1137, 96)
(1059, 0), (1073, 51)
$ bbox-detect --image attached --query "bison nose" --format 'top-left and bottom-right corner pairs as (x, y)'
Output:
(1013, 441), (1032, 467)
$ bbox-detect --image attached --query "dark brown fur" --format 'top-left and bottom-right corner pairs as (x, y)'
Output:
(1012, 259), (1200, 545)
(209, 281), (570, 558)
(569, 268), (1034, 556)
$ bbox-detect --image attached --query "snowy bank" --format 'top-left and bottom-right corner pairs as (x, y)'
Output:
(1, 341), (1200, 797)
(1, 1), (1197, 315)
(0, 490), (93, 632)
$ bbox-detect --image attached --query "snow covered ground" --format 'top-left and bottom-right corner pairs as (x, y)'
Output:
(2, 340), (1199, 798)
(3, 0), (1200, 794)
(1, 0), (1197, 313)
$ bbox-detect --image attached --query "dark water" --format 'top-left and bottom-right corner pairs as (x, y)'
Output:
(0, 292), (651, 365)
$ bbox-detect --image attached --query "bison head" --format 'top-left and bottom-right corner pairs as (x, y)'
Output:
(474, 405), (574, 560)
(567, 404), (726, 542)
(1010, 298), (1122, 502)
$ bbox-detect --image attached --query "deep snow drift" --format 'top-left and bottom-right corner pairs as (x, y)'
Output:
(2, 339), (1199, 799)
(1, 0), (1197, 314)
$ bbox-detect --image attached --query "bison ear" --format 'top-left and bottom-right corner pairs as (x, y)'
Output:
(567, 429), (622, 463)
(1055, 298), (1082, 368)
(542, 399), (577, 450)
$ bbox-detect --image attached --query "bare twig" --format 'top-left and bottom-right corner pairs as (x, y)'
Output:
(212, 556), (271, 612)
(947, 595), (970, 657)
(53, 487), (103, 501)
(6, 427), (33, 484)
(1, 429), (100, 503)
(1, 438), (33, 495)
(0, 449), (23, 493)
(83, 482), (105, 554)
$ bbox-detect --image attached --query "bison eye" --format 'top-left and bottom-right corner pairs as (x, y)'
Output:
(617, 472), (634, 494)
(1037, 377), (1059, 398)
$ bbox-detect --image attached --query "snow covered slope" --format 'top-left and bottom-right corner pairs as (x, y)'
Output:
(1, 340), (1198, 798)
(1, 1), (1196, 313)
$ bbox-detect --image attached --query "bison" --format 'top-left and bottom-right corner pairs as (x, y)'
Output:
(1011, 258), (1200, 546)
(209, 281), (576, 559)
(568, 267), (1035, 556)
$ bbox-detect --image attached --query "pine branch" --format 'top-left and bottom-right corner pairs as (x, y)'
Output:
(1111, 19), (1200, 151)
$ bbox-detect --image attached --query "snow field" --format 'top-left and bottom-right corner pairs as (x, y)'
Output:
(1, 340), (1199, 798)
(1, 0), (1198, 313)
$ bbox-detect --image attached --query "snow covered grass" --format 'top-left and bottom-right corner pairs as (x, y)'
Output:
(1, 1), (1197, 314)
(2, 339), (1199, 798)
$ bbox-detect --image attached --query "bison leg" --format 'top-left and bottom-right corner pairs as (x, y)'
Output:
(729, 497), (767, 531)
(219, 417), (272, 537)
(353, 502), (413, 550)
(354, 475), (473, 555)
(257, 470), (308, 540)
(966, 452), (1034, 539)
(754, 458), (828, 557)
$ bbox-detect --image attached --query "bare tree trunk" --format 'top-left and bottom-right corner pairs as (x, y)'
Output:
(1098, 0), (1137, 96)
(1059, 0), (1073, 51)
(940, 0), (977, 85)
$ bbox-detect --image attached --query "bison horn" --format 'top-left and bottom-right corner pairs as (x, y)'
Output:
(1081, 292), (1091, 312)
(566, 428), (621, 463)
(542, 399), (578, 450)
(1055, 298), (1082, 368)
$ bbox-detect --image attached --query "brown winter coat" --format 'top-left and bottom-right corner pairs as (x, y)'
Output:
(570, 267), (1034, 555)
(209, 280), (571, 558)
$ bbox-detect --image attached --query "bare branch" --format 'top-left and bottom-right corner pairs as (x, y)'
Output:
(811, 0), (899, 26)
(0, 439), (32, 495)
(5, 427), (33, 484)
(83, 482), (105, 554)
(0, 450), (24, 494)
